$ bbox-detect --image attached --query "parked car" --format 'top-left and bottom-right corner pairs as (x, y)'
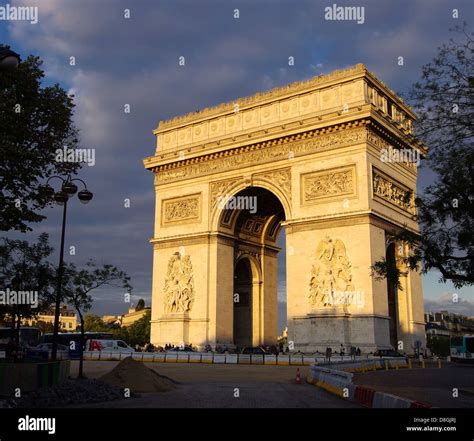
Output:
(373, 349), (408, 362)
(25, 342), (70, 360)
(35, 343), (69, 352)
(166, 346), (195, 352)
(241, 346), (267, 355)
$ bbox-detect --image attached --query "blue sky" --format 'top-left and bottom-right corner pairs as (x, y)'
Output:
(1, 0), (472, 330)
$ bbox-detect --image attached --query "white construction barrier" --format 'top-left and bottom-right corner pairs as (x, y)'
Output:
(251, 355), (264, 365)
(88, 351), (100, 360)
(225, 354), (238, 364)
(142, 353), (154, 362)
(290, 355), (304, 365)
(201, 353), (213, 364)
(165, 353), (177, 363)
(238, 354), (251, 364)
(264, 355), (277, 365)
(153, 353), (166, 362)
(277, 355), (290, 365)
(189, 353), (202, 363)
(177, 353), (189, 363)
(213, 354), (226, 364)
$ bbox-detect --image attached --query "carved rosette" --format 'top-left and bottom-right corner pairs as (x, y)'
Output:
(309, 237), (354, 307)
(163, 253), (195, 313)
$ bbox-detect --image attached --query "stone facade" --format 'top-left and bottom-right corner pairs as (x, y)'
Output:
(144, 64), (427, 353)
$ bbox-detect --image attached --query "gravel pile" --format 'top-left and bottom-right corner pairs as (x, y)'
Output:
(10, 378), (128, 408)
(99, 356), (177, 393)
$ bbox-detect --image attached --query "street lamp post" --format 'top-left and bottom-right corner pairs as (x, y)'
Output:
(46, 175), (93, 361)
(0, 45), (21, 70)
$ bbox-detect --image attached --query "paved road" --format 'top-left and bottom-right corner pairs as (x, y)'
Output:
(353, 363), (474, 408)
(71, 360), (311, 383)
(69, 361), (360, 408)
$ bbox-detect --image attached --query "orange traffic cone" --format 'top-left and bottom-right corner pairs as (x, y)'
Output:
(295, 368), (301, 384)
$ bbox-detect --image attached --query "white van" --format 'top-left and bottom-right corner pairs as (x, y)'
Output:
(86, 339), (134, 352)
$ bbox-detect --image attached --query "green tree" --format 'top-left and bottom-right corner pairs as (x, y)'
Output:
(372, 25), (474, 289)
(31, 320), (55, 334)
(426, 335), (450, 357)
(124, 310), (151, 347)
(0, 52), (81, 232)
(0, 233), (55, 357)
(62, 262), (132, 378)
(83, 314), (109, 332)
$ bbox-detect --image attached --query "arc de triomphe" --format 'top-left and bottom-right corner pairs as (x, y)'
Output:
(144, 64), (426, 353)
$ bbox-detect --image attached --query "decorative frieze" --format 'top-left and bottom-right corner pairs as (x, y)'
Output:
(372, 169), (415, 214)
(155, 126), (366, 184)
(161, 194), (201, 225)
(302, 166), (355, 204)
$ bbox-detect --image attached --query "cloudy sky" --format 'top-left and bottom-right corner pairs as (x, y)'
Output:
(1, 0), (473, 331)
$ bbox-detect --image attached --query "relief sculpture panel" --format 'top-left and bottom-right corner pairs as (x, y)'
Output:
(161, 193), (201, 226)
(164, 252), (195, 313)
(309, 237), (355, 307)
(302, 165), (355, 204)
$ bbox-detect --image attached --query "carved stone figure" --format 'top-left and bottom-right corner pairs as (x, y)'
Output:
(304, 169), (353, 201)
(164, 197), (199, 222)
(373, 172), (415, 213)
(309, 237), (354, 307)
(164, 252), (195, 313)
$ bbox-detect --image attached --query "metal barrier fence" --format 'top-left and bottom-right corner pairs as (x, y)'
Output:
(81, 351), (325, 365)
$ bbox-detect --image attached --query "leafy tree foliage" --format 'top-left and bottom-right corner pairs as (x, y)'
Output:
(372, 25), (474, 288)
(0, 53), (81, 232)
(0, 233), (55, 356)
(62, 261), (132, 378)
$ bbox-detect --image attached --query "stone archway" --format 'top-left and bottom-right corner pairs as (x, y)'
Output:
(233, 258), (253, 348)
(220, 186), (286, 348)
(144, 64), (427, 354)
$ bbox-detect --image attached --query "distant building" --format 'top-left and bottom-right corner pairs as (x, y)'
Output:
(101, 306), (150, 328)
(23, 304), (77, 330)
(424, 311), (474, 337)
(425, 322), (450, 337)
(102, 315), (122, 326)
(121, 307), (150, 327)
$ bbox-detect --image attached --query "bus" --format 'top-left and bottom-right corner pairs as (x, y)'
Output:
(0, 326), (42, 351)
(450, 335), (474, 363)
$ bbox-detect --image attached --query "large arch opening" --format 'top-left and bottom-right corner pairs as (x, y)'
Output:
(386, 243), (399, 348)
(233, 258), (253, 348)
(219, 186), (287, 349)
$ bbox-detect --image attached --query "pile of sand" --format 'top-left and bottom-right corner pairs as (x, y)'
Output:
(99, 357), (177, 393)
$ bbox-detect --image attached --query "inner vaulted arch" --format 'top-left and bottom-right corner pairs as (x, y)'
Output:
(219, 186), (286, 348)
